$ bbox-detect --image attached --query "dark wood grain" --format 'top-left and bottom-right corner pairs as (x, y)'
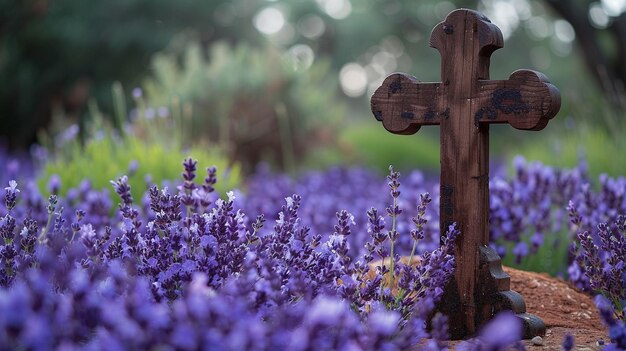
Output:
(370, 8), (559, 338)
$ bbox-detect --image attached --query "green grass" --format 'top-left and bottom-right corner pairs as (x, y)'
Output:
(336, 121), (440, 174)
(511, 123), (625, 181)
(38, 136), (241, 202)
(499, 229), (571, 277)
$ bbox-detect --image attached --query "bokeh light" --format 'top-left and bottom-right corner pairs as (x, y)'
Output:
(601, 0), (626, 16)
(298, 15), (326, 39)
(480, 0), (520, 39)
(339, 63), (367, 97)
(254, 6), (286, 35)
(554, 20), (575, 43)
(589, 3), (610, 28)
(380, 36), (405, 58)
(526, 16), (551, 39)
(288, 44), (315, 70)
(316, 0), (352, 20)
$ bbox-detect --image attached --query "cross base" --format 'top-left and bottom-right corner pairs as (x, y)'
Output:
(438, 246), (546, 340)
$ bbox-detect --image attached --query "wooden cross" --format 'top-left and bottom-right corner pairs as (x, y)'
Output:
(371, 9), (560, 338)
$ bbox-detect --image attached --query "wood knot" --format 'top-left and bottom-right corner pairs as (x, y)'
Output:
(492, 88), (530, 114)
(443, 24), (453, 34)
(389, 77), (402, 94)
(374, 110), (383, 121)
(401, 111), (415, 120)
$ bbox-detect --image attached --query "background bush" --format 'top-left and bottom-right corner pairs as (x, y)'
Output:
(36, 103), (240, 202)
(140, 40), (345, 172)
(38, 136), (240, 203)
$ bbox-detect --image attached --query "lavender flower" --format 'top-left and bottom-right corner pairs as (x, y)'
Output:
(596, 295), (626, 350)
(562, 333), (574, 351)
(4, 180), (19, 211)
(37, 194), (58, 243)
(456, 311), (523, 351)
(132, 87), (143, 99)
(203, 166), (217, 194)
(110, 176), (133, 206)
(179, 157), (198, 211)
(428, 313), (449, 350)
(569, 211), (625, 319)
(47, 174), (61, 195)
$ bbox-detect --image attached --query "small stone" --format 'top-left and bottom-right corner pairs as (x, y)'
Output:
(531, 336), (544, 346)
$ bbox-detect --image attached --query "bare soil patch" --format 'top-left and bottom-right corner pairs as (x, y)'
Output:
(506, 266), (608, 350)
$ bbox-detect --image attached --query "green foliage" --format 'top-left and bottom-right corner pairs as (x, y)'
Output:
(500, 229), (571, 277)
(1, 0), (618, 158)
(140, 40), (345, 171)
(337, 121), (440, 173)
(512, 122), (625, 180)
(36, 91), (240, 201)
(37, 134), (240, 202)
(1, 0), (247, 148)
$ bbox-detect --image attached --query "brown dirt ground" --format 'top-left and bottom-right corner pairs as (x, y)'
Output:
(369, 258), (609, 349)
(504, 266), (609, 350)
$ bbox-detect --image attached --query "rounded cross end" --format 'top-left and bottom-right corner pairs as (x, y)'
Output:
(430, 9), (504, 58)
(370, 74), (422, 135)
(508, 69), (561, 121)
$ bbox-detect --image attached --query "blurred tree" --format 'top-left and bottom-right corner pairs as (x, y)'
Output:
(1, 0), (622, 151)
(543, 0), (626, 108)
(0, 0), (262, 148)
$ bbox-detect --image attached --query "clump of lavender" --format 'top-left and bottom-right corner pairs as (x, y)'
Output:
(489, 156), (587, 268)
(0, 160), (462, 349)
(566, 171), (626, 295)
(1, 181), (19, 286)
(595, 295), (626, 350)
(243, 164), (442, 259)
(344, 166), (458, 334)
(569, 210), (626, 320)
(3, 154), (626, 349)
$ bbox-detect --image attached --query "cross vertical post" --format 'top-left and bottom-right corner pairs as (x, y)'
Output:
(371, 9), (560, 338)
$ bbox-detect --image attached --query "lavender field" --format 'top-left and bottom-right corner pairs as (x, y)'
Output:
(4, 0), (626, 349)
(1, 153), (624, 350)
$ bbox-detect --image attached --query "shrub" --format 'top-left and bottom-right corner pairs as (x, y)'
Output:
(0, 0), (261, 148)
(36, 88), (241, 202)
(141, 40), (346, 172)
(512, 122), (626, 179)
(37, 135), (240, 203)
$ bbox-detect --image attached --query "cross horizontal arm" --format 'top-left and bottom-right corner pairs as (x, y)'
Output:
(474, 70), (560, 131)
(371, 73), (443, 135)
